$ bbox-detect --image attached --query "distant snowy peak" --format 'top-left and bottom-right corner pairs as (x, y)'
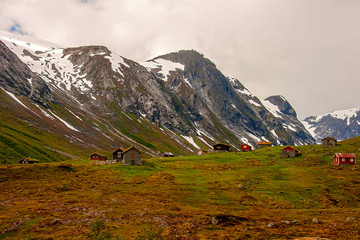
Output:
(302, 107), (360, 142)
(306, 107), (360, 125)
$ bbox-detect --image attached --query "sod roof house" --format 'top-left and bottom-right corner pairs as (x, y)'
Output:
(89, 152), (107, 161)
(18, 157), (39, 164)
(213, 143), (231, 152)
(257, 141), (272, 149)
(112, 148), (123, 161)
(122, 146), (142, 165)
(322, 137), (337, 148)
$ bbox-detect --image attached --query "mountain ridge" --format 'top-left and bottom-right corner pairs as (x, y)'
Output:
(0, 31), (316, 163)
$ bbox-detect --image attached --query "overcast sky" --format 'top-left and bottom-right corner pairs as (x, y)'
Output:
(1, 0), (359, 119)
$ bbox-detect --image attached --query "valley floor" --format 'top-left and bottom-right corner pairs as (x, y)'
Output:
(1, 141), (360, 239)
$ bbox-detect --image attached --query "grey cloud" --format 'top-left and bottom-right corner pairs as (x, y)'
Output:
(0, 0), (359, 119)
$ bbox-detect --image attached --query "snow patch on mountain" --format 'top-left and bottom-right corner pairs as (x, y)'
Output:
(1, 87), (39, 116)
(301, 120), (317, 138)
(48, 110), (80, 132)
(261, 99), (282, 118)
(104, 51), (129, 77)
(181, 135), (200, 150)
(249, 99), (261, 107)
(141, 59), (184, 81)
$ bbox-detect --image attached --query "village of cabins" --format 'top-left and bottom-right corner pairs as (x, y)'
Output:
(18, 136), (356, 166)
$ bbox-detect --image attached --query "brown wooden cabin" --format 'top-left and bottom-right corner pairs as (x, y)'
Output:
(18, 157), (39, 164)
(257, 141), (272, 149)
(89, 152), (107, 161)
(281, 146), (299, 158)
(123, 146), (142, 165)
(241, 144), (252, 152)
(334, 153), (356, 165)
(322, 137), (337, 148)
(112, 148), (123, 161)
(213, 143), (231, 152)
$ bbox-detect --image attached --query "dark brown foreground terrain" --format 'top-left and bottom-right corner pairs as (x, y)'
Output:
(1, 138), (360, 239)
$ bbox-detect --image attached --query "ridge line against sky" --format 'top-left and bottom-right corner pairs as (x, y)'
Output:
(1, 0), (359, 120)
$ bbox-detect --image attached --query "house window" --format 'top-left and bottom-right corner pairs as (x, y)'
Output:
(131, 154), (134, 159)
(342, 158), (345, 162)
(350, 159), (354, 162)
(117, 152), (121, 158)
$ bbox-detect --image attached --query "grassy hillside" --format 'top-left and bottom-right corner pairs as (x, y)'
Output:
(0, 137), (359, 239)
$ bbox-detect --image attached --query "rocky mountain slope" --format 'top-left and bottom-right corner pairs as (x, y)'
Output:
(0, 30), (315, 162)
(302, 107), (360, 143)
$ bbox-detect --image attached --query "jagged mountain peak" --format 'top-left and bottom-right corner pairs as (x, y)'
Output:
(264, 95), (297, 118)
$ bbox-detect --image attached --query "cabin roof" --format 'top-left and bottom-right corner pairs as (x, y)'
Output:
(18, 157), (39, 162)
(213, 143), (231, 147)
(257, 141), (272, 145)
(112, 148), (123, 154)
(322, 136), (337, 141)
(123, 146), (140, 154)
(334, 153), (356, 159)
(89, 152), (106, 157)
(282, 146), (298, 151)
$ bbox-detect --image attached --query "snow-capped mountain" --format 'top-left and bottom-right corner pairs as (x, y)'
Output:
(0, 30), (314, 160)
(302, 107), (360, 143)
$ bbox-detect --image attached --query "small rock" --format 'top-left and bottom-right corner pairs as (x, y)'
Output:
(292, 220), (300, 225)
(312, 218), (319, 223)
(237, 184), (245, 189)
(281, 220), (291, 225)
(266, 222), (276, 228)
(208, 214), (248, 226)
(346, 217), (356, 221)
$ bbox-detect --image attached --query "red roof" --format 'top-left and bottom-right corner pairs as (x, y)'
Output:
(334, 153), (356, 159)
(282, 146), (297, 151)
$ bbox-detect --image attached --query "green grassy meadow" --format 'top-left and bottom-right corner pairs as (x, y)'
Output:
(0, 137), (359, 239)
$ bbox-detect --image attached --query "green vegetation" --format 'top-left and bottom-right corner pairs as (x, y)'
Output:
(0, 137), (359, 239)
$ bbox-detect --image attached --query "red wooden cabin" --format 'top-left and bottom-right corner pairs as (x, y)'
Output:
(334, 153), (356, 165)
(89, 152), (107, 161)
(241, 144), (252, 152)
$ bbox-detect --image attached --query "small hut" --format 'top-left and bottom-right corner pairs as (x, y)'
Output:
(241, 144), (252, 152)
(89, 153), (107, 161)
(213, 143), (231, 152)
(334, 153), (356, 165)
(322, 137), (337, 148)
(122, 146), (142, 165)
(18, 157), (39, 164)
(281, 146), (299, 158)
(112, 148), (123, 161)
(257, 141), (272, 149)
(161, 152), (175, 157)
